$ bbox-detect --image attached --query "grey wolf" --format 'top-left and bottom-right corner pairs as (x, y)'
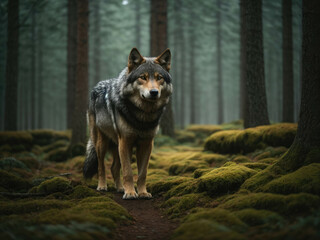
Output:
(83, 48), (172, 199)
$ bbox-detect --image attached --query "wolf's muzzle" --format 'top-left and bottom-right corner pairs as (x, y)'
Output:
(150, 89), (159, 98)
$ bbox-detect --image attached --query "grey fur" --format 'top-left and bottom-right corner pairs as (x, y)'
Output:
(83, 54), (172, 179)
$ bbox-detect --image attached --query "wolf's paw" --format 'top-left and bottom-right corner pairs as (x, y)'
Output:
(96, 186), (108, 191)
(138, 192), (153, 199)
(122, 191), (138, 200)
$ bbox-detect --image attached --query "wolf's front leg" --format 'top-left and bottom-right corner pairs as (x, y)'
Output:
(118, 137), (138, 199)
(136, 139), (153, 199)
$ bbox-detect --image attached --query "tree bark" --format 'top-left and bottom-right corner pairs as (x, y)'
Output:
(93, 0), (100, 85)
(216, 0), (223, 124)
(135, 0), (141, 49)
(276, 0), (320, 172)
(67, 0), (78, 129)
(4, 0), (19, 131)
(37, 15), (43, 129)
(150, 0), (174, 137)
(31, 9), (36, 129)
(239, 0), (247, 122)
(70, 0), (89, 146)
(243, 0), (270, 128)
(282, 0), (294, 122)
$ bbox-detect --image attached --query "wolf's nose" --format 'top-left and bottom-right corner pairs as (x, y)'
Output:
(150, 89), (159, 97)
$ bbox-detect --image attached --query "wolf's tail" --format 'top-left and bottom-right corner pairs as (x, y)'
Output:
(83, 139), (98, 179)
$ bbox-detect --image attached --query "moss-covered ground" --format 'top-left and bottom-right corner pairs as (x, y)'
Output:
(1, 122), (320, 239)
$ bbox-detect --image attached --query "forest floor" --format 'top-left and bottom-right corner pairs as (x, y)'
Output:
(0, 120), (320, 240)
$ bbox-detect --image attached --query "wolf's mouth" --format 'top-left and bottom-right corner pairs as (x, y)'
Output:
(142, 94), (157, 102)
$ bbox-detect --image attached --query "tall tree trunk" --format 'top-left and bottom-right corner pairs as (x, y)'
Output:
(282, 0), (294, 122)
(37, 17), (43, 129)
(4, 0), (19, 131)
(216, 0), (223, 124)
(179, 32), (186, 129)
(93, 0), (100, 85)
(189, 6), (196, 124)
(70, 0), (89, 146)
(67, 0), (77, 129)
(239, 0), (247, 122)
(243, 0), (270, 128)
(31, 9), (36, 129)
(135, 0), (141, 49)
(150, 0), (174, 137)
(276, 0), (320, 172)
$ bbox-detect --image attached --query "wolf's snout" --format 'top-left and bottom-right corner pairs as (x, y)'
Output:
(150, 89), (159, 97)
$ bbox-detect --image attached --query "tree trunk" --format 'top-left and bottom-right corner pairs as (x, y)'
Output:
(135, 0), (141, 49)
(70, 0), (89, 146)
(4, 0), (19, 131)
(282, 0), (294, 122)
(37, 16), (43, 129)
(179, 31), (186, 129)
(67, 0), (77, 129)
(150, 0), (174, 137)
(239, 0), (247, 122)
(31, 9), (36, 129)
(276, 0), (320, 172)
(243, 0), (270, 128)
(216, 0), (223, 124)
(93, 0), (100, 85)
(189, 7), (196, 124)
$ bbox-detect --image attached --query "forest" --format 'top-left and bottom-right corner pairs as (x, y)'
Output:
(0, 0), (320, 240)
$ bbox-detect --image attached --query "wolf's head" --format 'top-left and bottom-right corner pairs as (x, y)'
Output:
(122, 48), (172, 104)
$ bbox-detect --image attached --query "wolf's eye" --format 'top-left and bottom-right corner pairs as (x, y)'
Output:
(157, 75), (163, 81)
(140, 75), (147, 80)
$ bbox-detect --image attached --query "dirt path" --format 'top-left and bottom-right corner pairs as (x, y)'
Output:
(113, 193), (179, 240)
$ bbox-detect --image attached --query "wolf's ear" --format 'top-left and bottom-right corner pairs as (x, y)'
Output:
(155, 49), (171, 71)
(128, 48), (145, 73)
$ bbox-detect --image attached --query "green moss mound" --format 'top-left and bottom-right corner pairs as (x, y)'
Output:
(70, 185), (101, 199)
(70, 143), (86, 157)
(198, 165), (256, 196)
(0, 199), (73, 215)
(45, 147), (69, 162)
(0, 169), (31, 192)
(219, 192), (320, 215)
(29, 129), (70, 146)
(262, 163), (320, 195)
(41, 140), (68, 153)
(0, 131), (33, 148)
(204, 123), (297, 154)
(234, 208), (284, 226)
(0, 157), (30, 171)
(169, 160), (209, 176)
(184, 208), (247, 231)
(147, 176), (188, 195)
(35, 177), (72, 195)
(172, 219), (246, 240)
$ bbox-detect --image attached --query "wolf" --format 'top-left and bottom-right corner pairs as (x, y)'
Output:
(83, 48), (172, 199)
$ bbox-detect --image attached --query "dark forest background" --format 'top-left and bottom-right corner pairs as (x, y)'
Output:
(0, 0), (302, 132)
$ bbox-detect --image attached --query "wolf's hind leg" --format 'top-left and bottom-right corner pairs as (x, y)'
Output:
(111, 143), (124, 192)
(95, 129), (108, 191)
(136, 139), (153, 199)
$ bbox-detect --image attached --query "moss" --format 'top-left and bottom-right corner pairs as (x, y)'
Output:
(0, 169), (31, 191)
(219, 192), (320, 215)
(241, 165), (284, 192)
(186, 124), (223, 136)
(29, 129), (70, 146)
(203, 153), (228, 165)
(16, 156), (40, 169)
(168, 160), (209, 176)
(175, 130), (197, 143)
(165, 179), (199, 198)
(197, 165), (256, 196)
(70, 185), (101, 199)
(70, 143), (86, 157)
(36, 177), (72, 195)
(234, 208), (284, 226)
(183, 208), (247, 231)
(0, 199), (73, 215)
(147, 176), (189, 195)
(154, 134), (178, 147)
(0, 131), (33, 148)
(259, 157), (278, 164)
(242, 162), (269, 170)
(45, 147), (69, 162)
(172, 219), (246, 240)
(194, 169), (211, 178)
(162, 193), (210, 218)
(262, 163), (320, 195)
(232, 155), (251, 163)
(204, 123), (297, 154)
(0, 157), (30, 171)
(41, 140), (68, 153)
